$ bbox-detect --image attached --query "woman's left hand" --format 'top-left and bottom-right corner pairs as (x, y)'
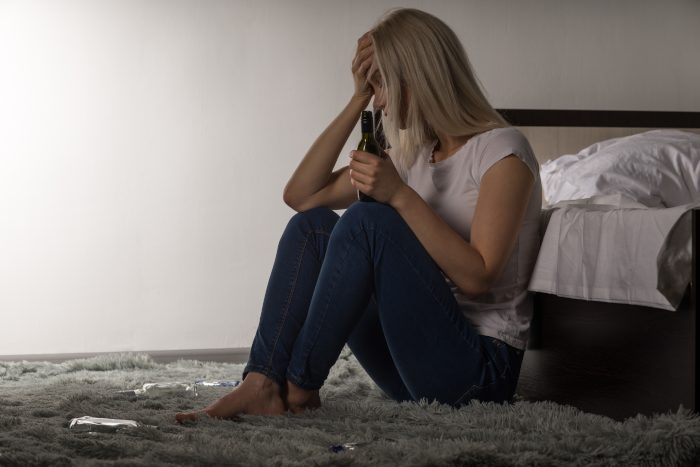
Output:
(348, 150), (406, 205)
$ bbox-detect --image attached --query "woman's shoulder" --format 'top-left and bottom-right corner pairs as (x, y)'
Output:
(478, 126), (529, 146)
(471, 126), (539, 179)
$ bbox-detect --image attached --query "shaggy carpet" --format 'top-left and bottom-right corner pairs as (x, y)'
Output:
(1, 348), (699, 466)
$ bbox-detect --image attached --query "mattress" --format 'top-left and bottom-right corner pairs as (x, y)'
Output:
(528, 194), (699, 311)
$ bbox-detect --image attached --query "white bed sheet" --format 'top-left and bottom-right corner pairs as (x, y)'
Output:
(528, 195), (699, 311)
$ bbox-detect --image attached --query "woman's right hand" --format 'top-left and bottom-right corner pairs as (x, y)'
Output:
(351, 32), (375, 101)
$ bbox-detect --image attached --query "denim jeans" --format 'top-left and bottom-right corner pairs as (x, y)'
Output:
(243, 202), (524, 406)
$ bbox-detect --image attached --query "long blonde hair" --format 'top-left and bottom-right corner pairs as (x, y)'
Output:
(371, 8), (507, 172)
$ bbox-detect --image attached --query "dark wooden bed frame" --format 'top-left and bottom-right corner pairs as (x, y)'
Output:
(495, 109), (700, 421)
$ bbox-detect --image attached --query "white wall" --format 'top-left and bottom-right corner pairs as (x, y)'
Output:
(1, 0), (698, 356)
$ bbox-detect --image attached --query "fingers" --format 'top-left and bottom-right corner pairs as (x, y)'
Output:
(358, 44), (374, 62)
(349, 152), (381, 177)
(352, 44), (374, 71)
(352, 49), (374, 74)
(350, 150), (381, 163)
(350, 176), (370, 194)
(356, 32), (372, 50)
(359, 56), (373, 79)
(352, 33), (373, 64)
(351, 41), (371, 62)
(366, 61), (378, 81)
(349, 168), (372, 186)
(349, 161), (371, 177)
(352, 32), (376, 97)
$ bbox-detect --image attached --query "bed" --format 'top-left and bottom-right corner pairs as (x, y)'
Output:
(495, 109), (700, 421)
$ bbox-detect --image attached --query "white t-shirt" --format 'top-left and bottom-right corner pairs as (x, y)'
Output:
(393, 127), (542, 350)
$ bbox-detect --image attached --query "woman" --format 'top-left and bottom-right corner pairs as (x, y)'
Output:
(176, 7), (541, 423)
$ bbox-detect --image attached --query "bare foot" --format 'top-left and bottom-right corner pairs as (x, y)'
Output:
(175, 372), (286, 423)
(285, 380), (322, 414)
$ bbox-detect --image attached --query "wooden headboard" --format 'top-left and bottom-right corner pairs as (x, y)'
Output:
(496, 109), (700, 164)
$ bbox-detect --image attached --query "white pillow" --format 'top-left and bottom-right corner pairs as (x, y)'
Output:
(540, 129), (700, 208)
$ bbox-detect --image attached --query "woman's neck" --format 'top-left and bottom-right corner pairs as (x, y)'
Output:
(431, 133), (472, 162)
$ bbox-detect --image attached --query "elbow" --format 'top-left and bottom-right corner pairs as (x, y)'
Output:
(456, 275), (494, 298)
(456, 253), (500, 298)
(282, 190), (294, 207)
(283, 190), (300, 211)
(282, 186), (294, 205)
(282, 179), (302, 206)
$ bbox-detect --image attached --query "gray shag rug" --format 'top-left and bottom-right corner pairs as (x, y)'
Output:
(1, 348), (699, 466)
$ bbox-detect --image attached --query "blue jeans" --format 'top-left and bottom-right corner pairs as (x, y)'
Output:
(243, 202), (524, 406)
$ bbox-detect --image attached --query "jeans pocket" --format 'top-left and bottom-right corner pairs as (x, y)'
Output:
(483, 337), (511, 380)
(451, 338), (512, 406)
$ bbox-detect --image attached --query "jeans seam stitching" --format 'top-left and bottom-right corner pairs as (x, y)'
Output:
(455, 376), (498, 405)
(309, 230), (331, 261)
(264, 229), (312, 374)
(489, 338), (513, 378)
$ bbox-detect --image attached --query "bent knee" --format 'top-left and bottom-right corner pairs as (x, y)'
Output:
(287, 206), (339, 232)
(340, 202), (400, 229)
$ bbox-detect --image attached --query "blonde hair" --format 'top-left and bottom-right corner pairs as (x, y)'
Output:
(371, 8), (508, 172)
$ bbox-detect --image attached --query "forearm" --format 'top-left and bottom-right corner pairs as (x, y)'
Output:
(389, 186), (490, 296)
(283, 95), (370, 205)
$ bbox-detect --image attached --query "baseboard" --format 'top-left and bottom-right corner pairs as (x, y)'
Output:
(0, 348), (251, 364)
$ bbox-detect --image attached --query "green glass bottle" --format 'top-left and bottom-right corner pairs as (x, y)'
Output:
(356, 110), (382, 202)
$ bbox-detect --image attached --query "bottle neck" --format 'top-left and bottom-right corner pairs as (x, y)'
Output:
(360, 111), (374, 134)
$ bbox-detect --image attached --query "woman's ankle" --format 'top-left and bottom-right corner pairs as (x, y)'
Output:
(243, 371), (283, 396)
(285, 380), (320, 409)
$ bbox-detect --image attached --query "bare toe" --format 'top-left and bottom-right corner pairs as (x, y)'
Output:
(175, 410), (204, 424)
